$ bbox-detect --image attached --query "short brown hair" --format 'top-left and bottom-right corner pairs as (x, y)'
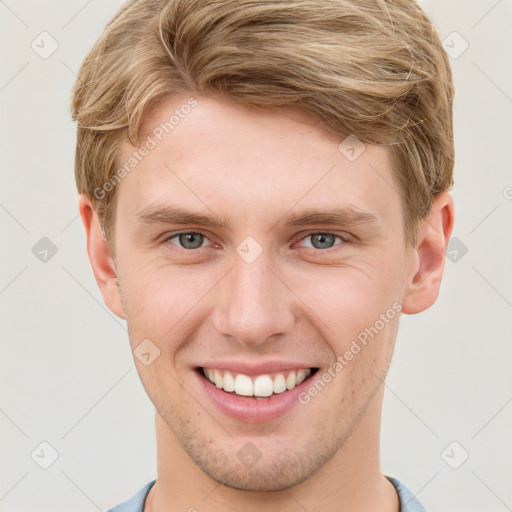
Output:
(71, 0), (455, 249)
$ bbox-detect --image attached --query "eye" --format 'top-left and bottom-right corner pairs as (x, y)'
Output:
(297, 232), (349, 250)
(165, 231), (212, 250)
(162, 230), (350, 253)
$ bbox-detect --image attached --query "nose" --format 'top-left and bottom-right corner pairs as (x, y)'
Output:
(212, 252), (296, 347)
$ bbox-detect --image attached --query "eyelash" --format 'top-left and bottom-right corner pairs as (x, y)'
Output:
(162, 230), (352, 252)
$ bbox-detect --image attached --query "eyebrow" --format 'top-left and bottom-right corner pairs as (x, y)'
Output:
(281, 207), (381, 228)
(135, 205), (231, 230)
(134, 204), (382, 232)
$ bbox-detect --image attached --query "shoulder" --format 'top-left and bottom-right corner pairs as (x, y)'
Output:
(107, 480), (156, 512)
(387, 476), (428, 512)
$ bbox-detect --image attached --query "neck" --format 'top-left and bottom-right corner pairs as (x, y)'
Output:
(146, 386), (399, 512)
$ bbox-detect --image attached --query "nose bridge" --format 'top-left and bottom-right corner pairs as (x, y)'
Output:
(213, 251), (295, 346)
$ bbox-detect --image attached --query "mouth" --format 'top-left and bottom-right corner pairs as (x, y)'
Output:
(196, 366), (319, 399)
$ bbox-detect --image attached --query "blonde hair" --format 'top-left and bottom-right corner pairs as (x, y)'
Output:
(71, 0), (455, 249)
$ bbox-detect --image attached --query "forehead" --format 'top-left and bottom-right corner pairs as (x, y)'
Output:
(117, 95), (401, 230)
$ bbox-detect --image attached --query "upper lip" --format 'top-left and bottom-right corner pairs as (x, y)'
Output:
(197, 360), (318, 376)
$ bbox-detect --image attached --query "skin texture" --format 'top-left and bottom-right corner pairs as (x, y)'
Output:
(79, 95), (454, 511)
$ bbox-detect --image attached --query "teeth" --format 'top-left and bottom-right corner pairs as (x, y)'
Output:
(286, 371), (296, 390)
(223, 371), (235, 392)
(296, 369), (309, 385)
(234, 374), (253, 396)
(202, 367), (312, 397)
(273, 373), (287, 394)
(253, 375), (273, 397)
(214, 369), (223, 388)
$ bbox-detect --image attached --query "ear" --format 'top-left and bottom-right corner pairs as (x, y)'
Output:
(78, 194), (126, 319)
(401, 190), (455, 315)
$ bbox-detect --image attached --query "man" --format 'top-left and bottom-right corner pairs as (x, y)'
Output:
(71, 0), (455, 510)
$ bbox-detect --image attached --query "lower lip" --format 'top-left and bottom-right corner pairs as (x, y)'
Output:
(195, 370), (317, 423)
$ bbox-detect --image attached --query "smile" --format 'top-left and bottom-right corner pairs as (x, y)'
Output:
(200, 367), (318, 398)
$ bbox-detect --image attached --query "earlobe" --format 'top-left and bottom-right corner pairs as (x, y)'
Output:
(401, 191), (455, 315)
(78, 194), (126, 319)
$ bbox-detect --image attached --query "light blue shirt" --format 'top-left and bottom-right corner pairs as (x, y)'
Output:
(107, 476), (427, 511)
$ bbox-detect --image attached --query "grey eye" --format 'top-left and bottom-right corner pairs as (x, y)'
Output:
(174, 232), (205, 249)
(308, 233), (337, 249)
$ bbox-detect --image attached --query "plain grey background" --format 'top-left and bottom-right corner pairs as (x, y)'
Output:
(1, 1), (511, 510)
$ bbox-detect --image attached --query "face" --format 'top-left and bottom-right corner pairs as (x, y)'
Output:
(111, 95), (413, 491)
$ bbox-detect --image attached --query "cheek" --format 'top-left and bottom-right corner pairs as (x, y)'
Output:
(290, 261), (401, 347)
(118, 260), (218, 345)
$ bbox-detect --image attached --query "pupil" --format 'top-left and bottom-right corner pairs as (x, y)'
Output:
(312, 233), (334, 249)
(180, 233), (203, 249)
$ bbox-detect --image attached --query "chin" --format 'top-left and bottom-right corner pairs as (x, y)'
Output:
(177, 428), (340, 493)
(200, 456), (316, 492)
